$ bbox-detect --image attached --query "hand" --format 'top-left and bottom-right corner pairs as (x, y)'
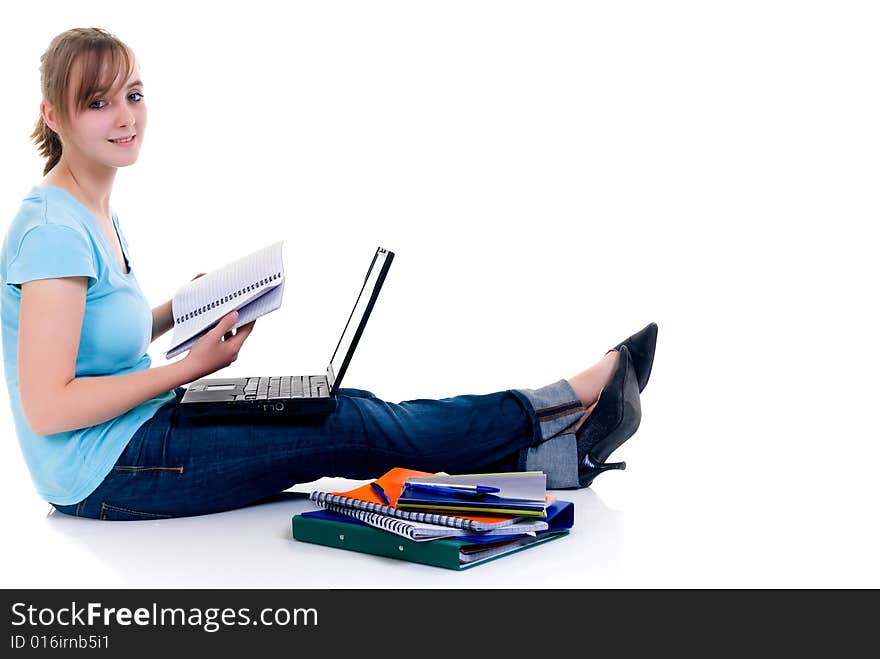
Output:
(183, 311), (256, 380)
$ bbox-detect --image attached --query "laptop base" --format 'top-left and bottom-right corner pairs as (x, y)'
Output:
(177, 397), (337, 421)
(179, 375), (337, 419)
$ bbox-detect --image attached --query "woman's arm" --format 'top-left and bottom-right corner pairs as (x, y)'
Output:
(151, 298), (173, 343)
(19, 277), (198, 435)
(152, 273), (205, 344)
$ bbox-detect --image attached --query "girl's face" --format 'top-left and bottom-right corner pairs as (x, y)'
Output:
(48, 59), (147, 170)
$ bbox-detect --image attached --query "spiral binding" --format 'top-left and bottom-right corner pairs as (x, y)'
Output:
(321, 503), (422, 539)
(174, 271), (282, 325)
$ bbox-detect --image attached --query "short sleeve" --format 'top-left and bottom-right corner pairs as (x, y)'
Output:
(6, 224), (98, 288)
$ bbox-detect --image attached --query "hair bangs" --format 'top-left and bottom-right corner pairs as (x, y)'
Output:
(68, 42), (135, 115)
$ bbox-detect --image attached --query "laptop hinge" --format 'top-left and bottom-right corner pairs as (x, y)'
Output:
(326, 363), (337, 392)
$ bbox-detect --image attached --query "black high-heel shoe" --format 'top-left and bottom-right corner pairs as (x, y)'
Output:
(611, 322), (658, 393)
(575, 345), (642, 487)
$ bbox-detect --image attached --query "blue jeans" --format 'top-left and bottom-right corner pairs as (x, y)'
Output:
(52, 380), (586, 520)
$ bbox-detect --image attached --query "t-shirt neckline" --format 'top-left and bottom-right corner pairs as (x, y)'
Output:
(35, 185), (132, 277)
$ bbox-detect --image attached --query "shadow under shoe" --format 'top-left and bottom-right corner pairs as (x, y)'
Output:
(611, 322), (658, 393)
(575, 344), (642, 488)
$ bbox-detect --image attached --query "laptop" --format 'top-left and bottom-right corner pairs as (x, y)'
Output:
(178, 246), (394, 419)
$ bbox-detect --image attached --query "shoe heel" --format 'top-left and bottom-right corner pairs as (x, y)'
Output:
(588, 348), (642, 465)
(579, 459), (626, 488)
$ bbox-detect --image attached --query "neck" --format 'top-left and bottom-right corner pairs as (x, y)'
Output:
(44, 155), (117, 221)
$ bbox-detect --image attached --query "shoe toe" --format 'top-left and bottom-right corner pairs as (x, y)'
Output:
(613, 322), (657, 392)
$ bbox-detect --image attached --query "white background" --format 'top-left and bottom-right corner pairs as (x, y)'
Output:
(0, 1), (877, 588)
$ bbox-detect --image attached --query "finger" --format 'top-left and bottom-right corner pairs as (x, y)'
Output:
(232, 323), (253, 342)
(229, 319), (255, 333)
(215, 311), (239, 337)
(227, 323), (254, 348)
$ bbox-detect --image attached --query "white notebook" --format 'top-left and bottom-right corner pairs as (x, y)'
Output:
(317, 502), (549, 542)
(165, 241), (285, 359)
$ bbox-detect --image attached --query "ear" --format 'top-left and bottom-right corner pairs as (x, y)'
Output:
(41, 100), (62, 134)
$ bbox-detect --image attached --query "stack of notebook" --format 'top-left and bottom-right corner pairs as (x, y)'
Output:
(292, 467), (574, 570)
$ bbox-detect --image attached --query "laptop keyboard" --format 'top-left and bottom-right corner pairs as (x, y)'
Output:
(239, 376), (329, 401)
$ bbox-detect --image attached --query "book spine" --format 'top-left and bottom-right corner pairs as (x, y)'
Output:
(292, 515), (461, 570)
(310, 492), (494, 532)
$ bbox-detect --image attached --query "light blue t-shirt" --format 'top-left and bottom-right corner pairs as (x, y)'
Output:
(0, 185), (176, 505)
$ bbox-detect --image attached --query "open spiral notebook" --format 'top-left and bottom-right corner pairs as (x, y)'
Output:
(165, 241), (285, 359)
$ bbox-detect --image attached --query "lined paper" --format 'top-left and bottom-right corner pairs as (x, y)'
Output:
(165, 241), (284, 359)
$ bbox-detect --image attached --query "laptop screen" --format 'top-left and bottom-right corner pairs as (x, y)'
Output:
(327, 247), (393, 392)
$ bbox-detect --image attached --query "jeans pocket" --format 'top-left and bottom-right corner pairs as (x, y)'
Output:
(99, 502), (174, 521)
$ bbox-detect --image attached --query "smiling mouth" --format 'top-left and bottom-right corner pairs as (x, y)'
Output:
(108, 135), (136, 144)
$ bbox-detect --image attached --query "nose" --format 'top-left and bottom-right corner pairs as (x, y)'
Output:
(117, 104), (136, 129)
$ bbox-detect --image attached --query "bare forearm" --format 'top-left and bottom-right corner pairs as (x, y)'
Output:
(38, 360), (195, 436)
(151, 299), (173, 343)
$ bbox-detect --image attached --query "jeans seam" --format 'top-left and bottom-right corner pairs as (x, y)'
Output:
(112, 465), (184, 474)
(535, 405), (583, 423)
(100, 502), (173, 520)
(535, 400), (583, 416)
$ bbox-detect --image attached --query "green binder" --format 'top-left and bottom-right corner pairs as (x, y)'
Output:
(292, 513), (569, 570)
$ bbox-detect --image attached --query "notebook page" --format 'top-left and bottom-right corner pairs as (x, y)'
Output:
(166, 241), (284, 356)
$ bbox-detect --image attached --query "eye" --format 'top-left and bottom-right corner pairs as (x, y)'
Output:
(89, 99), (107, 110)
(129, 92), (144, 102)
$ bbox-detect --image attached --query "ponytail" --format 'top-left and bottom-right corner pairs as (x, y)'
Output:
(30, 115), (63, 176)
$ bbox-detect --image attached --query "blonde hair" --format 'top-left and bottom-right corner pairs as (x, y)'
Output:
(31, 27), (136, 175)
